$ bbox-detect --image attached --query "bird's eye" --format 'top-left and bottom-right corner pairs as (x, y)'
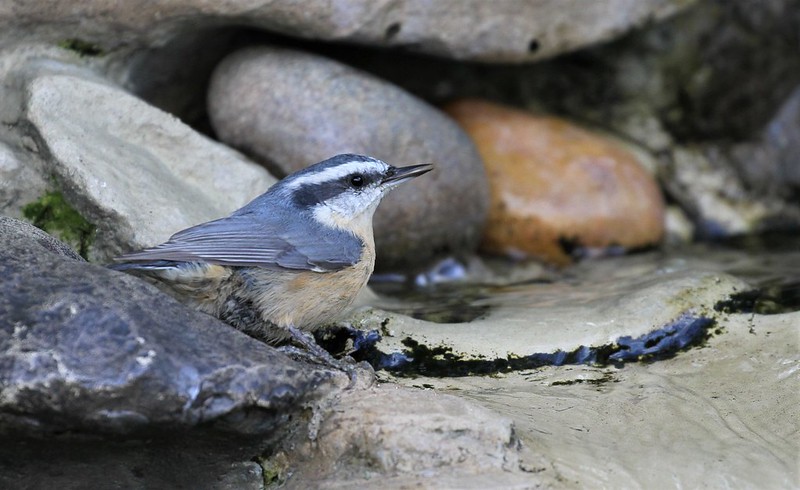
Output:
(350, 174), (365, 188)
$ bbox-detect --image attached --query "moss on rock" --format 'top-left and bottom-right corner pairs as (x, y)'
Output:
(22, 191), (95, 259)
(57, 38), (104, 57)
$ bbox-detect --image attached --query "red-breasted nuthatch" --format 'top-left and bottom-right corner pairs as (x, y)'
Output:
(111, 154), (432, 372)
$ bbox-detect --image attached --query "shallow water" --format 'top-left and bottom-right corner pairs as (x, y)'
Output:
(373, 234), (800, 321)
(355, 237), (798, 376)
(357, 236), (800, 487)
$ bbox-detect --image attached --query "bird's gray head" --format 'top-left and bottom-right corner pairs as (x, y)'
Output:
(276, 154), (432, 231)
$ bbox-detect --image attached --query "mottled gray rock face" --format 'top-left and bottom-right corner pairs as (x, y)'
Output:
(0, 217), (336, 488)
(0, 0), (691, 63)
(208, 47), (489, 270)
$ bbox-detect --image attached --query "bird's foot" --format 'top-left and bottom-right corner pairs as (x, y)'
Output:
(281, 325), (366, 388)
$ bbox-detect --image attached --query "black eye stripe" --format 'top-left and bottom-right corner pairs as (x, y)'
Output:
(291, 170), (383, 207)
(292, 183), (347, 207)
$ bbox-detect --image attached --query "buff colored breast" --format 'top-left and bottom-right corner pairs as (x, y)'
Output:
(242, 240), (375, 331)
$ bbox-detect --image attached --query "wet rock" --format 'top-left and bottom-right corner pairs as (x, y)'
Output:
(396, 310), (799, 488)
(352, 253), (749, 370)
(0, 1), (691, 63)
(0, 217), (337, 488)
(365, 233), (800, 487)
(208, 47), (489, 270)
(18, 67), (275, 262)
(271, 384), (546, 488)
(445, 99), (664, 265)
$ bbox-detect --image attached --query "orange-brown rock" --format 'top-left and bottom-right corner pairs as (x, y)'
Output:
(444, 99), (665, 265)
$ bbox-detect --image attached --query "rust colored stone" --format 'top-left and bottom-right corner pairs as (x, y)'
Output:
(445, 99), (665, 265)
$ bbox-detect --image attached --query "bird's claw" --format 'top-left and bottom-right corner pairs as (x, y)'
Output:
(282, 325), (364, 388)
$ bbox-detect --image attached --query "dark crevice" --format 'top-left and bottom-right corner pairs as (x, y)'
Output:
(385, 23), (401, 40)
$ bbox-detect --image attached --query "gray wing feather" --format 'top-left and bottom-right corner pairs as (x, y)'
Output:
(115, 211), (362, 272)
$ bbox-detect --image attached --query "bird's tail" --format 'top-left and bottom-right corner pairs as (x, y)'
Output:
(108, 260), (183, 271)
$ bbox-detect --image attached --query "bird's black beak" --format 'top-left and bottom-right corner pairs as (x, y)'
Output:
(382, 163), (434, 187)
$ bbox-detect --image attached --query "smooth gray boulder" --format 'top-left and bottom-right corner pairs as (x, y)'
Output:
(208, 47), (489, 270)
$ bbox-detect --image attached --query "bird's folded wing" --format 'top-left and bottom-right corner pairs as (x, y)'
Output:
(114, 213), (362, 272)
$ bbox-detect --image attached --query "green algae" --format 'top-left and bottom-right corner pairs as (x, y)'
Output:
(22, 191), (95, 259)
(58, 38), (104, 57)
(257, 451), (289, 488)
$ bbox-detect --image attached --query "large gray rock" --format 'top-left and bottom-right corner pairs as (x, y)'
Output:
(0, 217), (338, 488)
(0, 1), (692, 63)
(208, 47), (489, 271)
(17, 67), (276, 262)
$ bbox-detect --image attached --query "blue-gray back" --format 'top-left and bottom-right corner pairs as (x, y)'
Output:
(114, 200), (363, 272)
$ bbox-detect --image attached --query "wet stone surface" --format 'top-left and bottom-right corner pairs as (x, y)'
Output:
(0, 217), (338, 488)
(342, 254), (749, 376)
(347, 313), (717, 376)
(384, 310), (799, 488)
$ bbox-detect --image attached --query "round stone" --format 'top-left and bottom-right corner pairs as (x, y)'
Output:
(208, 47), (489, 271)
(445, 99), (665, 265)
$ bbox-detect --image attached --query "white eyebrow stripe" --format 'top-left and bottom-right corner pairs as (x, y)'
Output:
(284, 160), (386, 189)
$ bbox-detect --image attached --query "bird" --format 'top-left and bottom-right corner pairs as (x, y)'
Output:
(110, 154), (432, 373)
